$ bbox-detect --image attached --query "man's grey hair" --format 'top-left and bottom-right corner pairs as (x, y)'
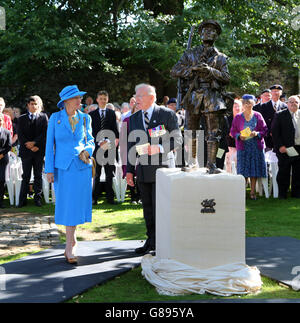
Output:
(288, 95), (300, 103)
(121, 102), (130, 111)
(106, 103), (115, 110)
(135, 83), (157, 102)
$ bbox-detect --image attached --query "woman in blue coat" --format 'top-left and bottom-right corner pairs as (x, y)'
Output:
(45, 85), (95, 264)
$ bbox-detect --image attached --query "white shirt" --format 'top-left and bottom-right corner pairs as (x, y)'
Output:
(272, 100), (280, 111)
(98, 107), (107, 118)
(28, 112), (37, 120)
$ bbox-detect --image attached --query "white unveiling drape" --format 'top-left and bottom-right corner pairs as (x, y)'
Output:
(141, 255), (262, 297)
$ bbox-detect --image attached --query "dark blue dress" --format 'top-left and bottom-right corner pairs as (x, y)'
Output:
(237, 114), (266, 178)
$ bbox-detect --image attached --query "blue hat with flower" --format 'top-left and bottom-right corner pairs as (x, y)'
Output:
(242, 94), (256, 101)
(57, 85), (87, 109)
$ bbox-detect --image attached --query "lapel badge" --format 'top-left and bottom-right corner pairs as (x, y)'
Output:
(58, 120), (61, 124)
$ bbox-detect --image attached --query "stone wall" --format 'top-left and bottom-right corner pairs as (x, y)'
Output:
(256, 64), (299, 97)
(0, 63), (298, 113)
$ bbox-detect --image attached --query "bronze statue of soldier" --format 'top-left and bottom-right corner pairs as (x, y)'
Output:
(171, 20), (232, 174)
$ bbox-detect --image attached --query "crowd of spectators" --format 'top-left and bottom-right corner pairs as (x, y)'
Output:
(0, 82), (299, 207)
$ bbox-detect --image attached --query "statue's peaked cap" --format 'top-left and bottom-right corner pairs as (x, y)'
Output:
(198, 20), (222, 35)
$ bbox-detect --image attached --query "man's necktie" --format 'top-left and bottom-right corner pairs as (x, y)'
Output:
(100, 110), (105, 130)
(274, 102), (278, 111)
(144, 111), (150, 129)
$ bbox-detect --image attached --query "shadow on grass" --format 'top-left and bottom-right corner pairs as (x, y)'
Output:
(0, 199), (55, 216)
(68, 266), (300, 303)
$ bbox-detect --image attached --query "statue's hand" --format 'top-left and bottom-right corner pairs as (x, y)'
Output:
(192, 63), (211, 74)
(183, 68), (194, 78)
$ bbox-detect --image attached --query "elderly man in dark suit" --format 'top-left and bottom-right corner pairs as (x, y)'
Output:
(0, 114), (12, 208)
(89, 90), (119, 205)
(254, 89), (272, 111)
(17, 96), (48, 207)
(272, 95), (300, 199)
(254, 85), (287, 150)
(126, 84), (183, 255)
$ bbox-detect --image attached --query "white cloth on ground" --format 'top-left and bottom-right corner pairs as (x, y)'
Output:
(141, 254), (262, 297)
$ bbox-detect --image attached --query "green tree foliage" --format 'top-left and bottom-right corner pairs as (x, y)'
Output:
(0, 0), (298, 101)
(119, 0), (299, 94)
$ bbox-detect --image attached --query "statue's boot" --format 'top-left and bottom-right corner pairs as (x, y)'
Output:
(206, 141), (222, 174)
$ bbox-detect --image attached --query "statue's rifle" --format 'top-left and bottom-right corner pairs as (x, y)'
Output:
(176, 25), (196, 111)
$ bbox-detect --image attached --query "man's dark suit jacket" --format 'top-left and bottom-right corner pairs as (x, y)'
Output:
(89, 107), (119, 161)
(271, 108), (300, 155)
(0, 127), (12, 180)
(127, 104), (183, 183)
(17, 112), (48, 158)
(254, 100), (287, 148)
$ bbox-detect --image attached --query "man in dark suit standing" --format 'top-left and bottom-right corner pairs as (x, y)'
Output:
(254, 85), (287, 150)
(89, 90), (119, 205)
(271, 95), (300, 199)
(126, 84), (182, 255)
(0, 114), (12, 208)
(17, 96), (48, 207)
(253, 89), (272, 111)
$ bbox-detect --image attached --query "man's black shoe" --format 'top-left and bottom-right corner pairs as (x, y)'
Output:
(291, 194), (300, 198)
(149, 250), (156, 256)
(135, 246), (147, 255)
(34, 200), (42, 207)
(278, 195), (287, 200)
(135, 244), (155, 255)
(107, 200), (115, 205)
(17, 201), (27, 208)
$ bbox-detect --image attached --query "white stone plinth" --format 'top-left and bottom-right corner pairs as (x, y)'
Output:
(156, 168), (245, 269)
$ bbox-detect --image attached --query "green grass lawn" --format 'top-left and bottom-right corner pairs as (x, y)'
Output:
(246, 197), (300, 239)
(1, 193), (300, 302)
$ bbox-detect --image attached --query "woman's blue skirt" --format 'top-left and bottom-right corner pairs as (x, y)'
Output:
(54, 160), (92, 226)
(237, 138), (266, 178)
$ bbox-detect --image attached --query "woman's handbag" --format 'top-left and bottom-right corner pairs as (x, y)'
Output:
(83, 116), (96, 178)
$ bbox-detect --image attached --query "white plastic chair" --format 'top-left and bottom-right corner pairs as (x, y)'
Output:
(112, 162), (127, 202)
(256, 176), (269, 198)
(14, 159), (23, 206)
(5, 152), (16, 205)
(269, 162), (279, 198)
(5, 152), (23, 206)
(231, 161), (237, 175)
(42, 173), (50, 203)
(265, 150), (279, 198)
(51, 183), (56, 204)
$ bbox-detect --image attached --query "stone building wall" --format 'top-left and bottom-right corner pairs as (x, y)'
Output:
(256, 64), (299, 97)
(0, 63), (298, 113)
